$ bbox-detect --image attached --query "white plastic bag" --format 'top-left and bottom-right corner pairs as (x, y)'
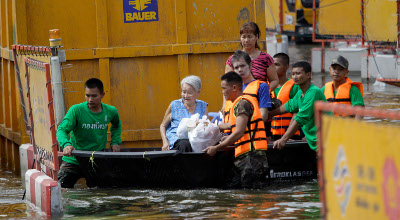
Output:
(176, 113), (200, 139)
(188, 115), (222, 152)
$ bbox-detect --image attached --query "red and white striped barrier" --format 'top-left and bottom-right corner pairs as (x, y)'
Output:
(25, 169), (63, 216)
(19, 144), (35, 182)
(20, 144), (63, 182)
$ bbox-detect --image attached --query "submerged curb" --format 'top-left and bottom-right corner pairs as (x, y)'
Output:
(25, 169), (63, 216)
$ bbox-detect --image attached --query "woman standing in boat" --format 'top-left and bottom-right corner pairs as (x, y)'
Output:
(225, 22), (279, 91)
(160, 75), (208, 152)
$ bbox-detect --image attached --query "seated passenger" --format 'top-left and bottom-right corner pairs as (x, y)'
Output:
(271, 53), (302, 140)
(224, 50), (271, 136)
(160, 75), (208, 152)
(269, 61), (327, 152)
(321, 55), (364, 108)
(204, 72), (268, 189)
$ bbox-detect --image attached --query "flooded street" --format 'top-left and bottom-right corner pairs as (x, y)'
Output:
(0, 168), (30, 219)
(61, 184), (321, 219)
(1, 43), (400, 219)
(1, 169), (321, 219)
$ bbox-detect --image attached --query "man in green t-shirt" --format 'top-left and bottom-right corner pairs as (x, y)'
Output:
(269, 61), (327, 151)
(57, 78), (122, 188)
(321, 55), (364, 107)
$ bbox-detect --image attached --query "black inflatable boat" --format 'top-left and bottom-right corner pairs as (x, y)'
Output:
(71, 141), (317, 188)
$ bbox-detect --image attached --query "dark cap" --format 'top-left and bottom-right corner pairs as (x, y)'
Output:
(331, 55), (349, 69)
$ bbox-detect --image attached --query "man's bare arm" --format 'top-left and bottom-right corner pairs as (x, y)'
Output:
(273, 120), (301, 150)
(268, 105), (288, 119)
(260, 107), (269, 123)
(203, 114), (248, 156)
(218, 122), (232, 131)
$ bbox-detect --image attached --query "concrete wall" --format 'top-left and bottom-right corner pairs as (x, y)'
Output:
(312, 47), (367, 73)
(266, 35), (289, 56)
(361, 54), (400, 79)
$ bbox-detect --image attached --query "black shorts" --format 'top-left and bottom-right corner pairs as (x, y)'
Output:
(58, 161), (85, 188)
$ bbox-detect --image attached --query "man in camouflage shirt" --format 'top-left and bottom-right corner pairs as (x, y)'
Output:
(204, 72), (269, 189)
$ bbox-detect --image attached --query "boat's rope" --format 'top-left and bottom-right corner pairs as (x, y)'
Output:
(143, 151), (150, 161)
(89, 151), (97, 172)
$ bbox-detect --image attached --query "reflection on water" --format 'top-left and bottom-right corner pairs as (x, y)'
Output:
(0, 168), (321, 219)
(0, 168), (30, 219)
(1, 43), (400, 219)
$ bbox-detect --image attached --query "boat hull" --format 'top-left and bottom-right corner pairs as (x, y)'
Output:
(71, 141), (317, 188)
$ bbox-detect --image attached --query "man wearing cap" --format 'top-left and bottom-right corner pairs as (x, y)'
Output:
(321, 55), (364, 108)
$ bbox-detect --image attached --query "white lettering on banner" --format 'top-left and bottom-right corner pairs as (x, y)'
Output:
(125, 12), (157, 21)
(82, 122), (108, 130)
(267, 170), (314, 179)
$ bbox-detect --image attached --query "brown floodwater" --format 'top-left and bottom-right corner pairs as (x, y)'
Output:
(1, 43), (400, 219)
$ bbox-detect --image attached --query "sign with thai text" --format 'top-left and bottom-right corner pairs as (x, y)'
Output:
(322, 115), (400, 220)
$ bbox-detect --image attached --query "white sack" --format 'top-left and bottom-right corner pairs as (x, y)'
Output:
(189, 115), (222, 152)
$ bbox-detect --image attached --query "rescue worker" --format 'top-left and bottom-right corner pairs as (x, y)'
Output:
(57, 78), (122, 188)
(223, 50), (271, 136)
(271, 53), (301, 139)
(204, 71), (268, 189)
(321, 55), (364, 108)
(269, 61), (327, 152)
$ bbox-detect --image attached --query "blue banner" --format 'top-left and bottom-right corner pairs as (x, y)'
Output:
(123, 0), (159, 23)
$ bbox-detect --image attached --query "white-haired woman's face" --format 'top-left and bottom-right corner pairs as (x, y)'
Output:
(181, 83), (199, 105)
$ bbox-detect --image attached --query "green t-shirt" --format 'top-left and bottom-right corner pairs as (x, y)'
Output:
(274, 79), (301, 100)
(57, 102), (122, 165)
(285, 84), (327, 151)
(321, 85), (364, 106)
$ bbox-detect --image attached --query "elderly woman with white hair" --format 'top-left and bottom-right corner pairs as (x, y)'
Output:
(160, 75), (208, 152)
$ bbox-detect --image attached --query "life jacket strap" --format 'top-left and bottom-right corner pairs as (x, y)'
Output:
(327, 98), (351, 102)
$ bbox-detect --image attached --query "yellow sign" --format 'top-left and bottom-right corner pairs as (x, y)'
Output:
(322, 115), (400, 220)
(365, 0), (397, 42)
(29, 66), (53, 153)
(318, 0), (361, 36)
(16, 54), (51, 133)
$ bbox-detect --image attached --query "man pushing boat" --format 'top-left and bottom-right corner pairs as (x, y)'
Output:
(56, 78), (122, 188)
(268, 61), (327, 152)
(203, 71), (269, 189)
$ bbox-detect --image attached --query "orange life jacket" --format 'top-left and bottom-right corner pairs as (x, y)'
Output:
(271, 79), (300, 136)
(324, 78), (364, 105)
(229, 95), (268, 157)
(224, 80), (266, 133)
(223, 101), (234, 133)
